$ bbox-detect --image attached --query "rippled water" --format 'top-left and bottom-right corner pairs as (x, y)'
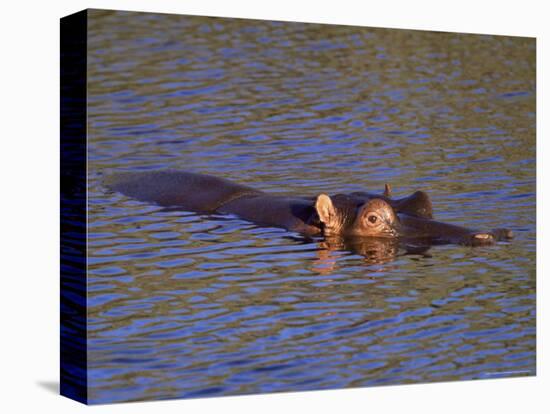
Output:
(85, 10), (535, 404)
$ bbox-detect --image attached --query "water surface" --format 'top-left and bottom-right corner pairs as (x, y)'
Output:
(86, 10), (535, 403)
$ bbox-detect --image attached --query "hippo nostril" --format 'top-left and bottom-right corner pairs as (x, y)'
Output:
(470, 232), (495, 246)
(474, 233), (491, 240)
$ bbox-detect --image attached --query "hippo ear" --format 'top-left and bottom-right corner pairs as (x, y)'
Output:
(315, 194), (336, 225)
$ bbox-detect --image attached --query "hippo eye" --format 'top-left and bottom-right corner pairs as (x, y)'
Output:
(367, 214), (378, 224)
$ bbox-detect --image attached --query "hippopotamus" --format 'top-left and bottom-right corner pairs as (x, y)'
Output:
(105, 170), (512, 247)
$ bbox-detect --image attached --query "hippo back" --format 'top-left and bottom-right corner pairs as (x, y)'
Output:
(104, 170), (262, 212)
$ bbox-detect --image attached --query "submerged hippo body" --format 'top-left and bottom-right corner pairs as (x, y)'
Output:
(105, 170), (512, 246)
(106, 170), (321, 234)
(106, 171), (433, 236)
(104, 170), (263, 213)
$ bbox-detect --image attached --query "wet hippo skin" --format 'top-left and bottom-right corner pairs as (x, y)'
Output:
(310, 192), (512, 246)
(105, 170), (512, 246)
(398, 212), (513, 247)
(347, 189), (433, 220)
(104, 170), (263, 213)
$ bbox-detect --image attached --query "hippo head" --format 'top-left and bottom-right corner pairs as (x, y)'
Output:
(314, 194), (399, 238)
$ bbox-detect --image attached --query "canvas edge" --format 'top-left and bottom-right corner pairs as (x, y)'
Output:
(60, 8), (88, 405)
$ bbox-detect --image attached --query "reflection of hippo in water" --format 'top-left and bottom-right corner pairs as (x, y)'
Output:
(105, 170), (513, 247)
